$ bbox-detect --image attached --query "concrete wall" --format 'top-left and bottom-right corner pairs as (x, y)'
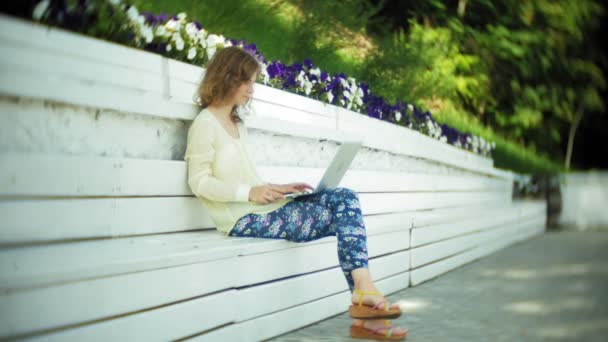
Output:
(559, 171), (608, 229)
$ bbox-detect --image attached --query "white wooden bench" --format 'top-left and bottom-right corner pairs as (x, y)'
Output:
(0, 14), (546, 341)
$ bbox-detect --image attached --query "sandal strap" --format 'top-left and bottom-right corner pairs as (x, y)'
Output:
(353, 289), (384, 307)
(372, 300), (390, 312)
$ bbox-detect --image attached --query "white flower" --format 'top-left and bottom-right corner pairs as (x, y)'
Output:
(260, 64), (270, 85)
(327, 91), (334, 103)
(108, 0), (122, 5)
(156, 25), (167, 37)
(32, 0), (50, 20)
(126, 6), (139, 21)
(207, 46), (217, 59)
(310, 67), (321, 77)
(197, 28), (208, 41)
(165, 19), (179, 31)
(354, 96), (363, 107)
(395, 111), (402, 121)
(343, 90), (353, 101)
(206, 34), (223, 47)
(142, 26), (154, 43)
(172, 33), (184, 50)
(187, 47), (197, 59)
(166, 44), (172, 52)
(177, 12), (187, 20)
(185, 23), (198, 39)
(339, 78), (349, 88)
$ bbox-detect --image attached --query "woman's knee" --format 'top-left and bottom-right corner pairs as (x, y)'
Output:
(334, 187), (359, 200)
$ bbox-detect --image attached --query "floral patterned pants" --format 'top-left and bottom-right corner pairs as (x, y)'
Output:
(229, 187), (369, 291)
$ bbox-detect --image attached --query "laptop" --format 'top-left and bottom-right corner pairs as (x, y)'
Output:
(284, 140), (363, 199)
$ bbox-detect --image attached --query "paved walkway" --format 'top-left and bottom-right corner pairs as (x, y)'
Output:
(270, 229), (608, 341)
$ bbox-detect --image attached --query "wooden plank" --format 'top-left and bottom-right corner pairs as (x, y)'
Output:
(411, 206), (521, 247)
(26, 290), (237, 342)
(0, 231), (237, 290)
(0, 154), (507, 197)
(22, 252), (408, 341)
(1, 186), (504, 244)
(0, 42), (164, 94)
(0, 64), (196, 120)
(360, 191), (510, 215)
(410, 216), (545, 286)
(0, 228), (409, 336)
(235, 249), (409, 322)
(189, 271), (409, 342)
(0, 196), (214, 244)
(0, 258), (236, 338)
(336, 107), (510, 179)
(248, 99), (336, 129)
(411, 211), (545, 268)
(0, 14), (162, 72)
(235, 230), (409, 286)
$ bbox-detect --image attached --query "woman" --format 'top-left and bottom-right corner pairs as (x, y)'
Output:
(184, 46), (408, 341)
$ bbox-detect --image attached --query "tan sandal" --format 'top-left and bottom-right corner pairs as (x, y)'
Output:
(350, 319), (408, 341)
(348, 290), (402, 319)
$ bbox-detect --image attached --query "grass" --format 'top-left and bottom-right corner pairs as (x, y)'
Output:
(127, 0), (563, 174)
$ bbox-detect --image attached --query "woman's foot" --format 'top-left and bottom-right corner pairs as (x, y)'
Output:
(351, 290), (401, 311)
(351, 319), (408, 340)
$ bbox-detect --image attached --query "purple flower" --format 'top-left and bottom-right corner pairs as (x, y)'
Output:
(303, 59), (313, 69)
(267, 61), (286, 79)
(320, 71), (329, 82)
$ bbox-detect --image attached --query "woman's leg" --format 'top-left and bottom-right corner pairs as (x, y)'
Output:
(295, 188), (407, 337)
(293, 187), (369, 291)
(230, 188), (406, 336)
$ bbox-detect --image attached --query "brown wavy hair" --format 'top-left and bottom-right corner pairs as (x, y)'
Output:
(196, 46), (261, 124)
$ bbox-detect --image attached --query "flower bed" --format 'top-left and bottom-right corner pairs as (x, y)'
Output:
(14, 0), (495, 157)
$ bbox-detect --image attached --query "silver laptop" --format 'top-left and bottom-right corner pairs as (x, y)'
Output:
(284, 141), (362, 199)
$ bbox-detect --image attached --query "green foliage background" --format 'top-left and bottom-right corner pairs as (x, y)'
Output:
(128, 0), (606, 174)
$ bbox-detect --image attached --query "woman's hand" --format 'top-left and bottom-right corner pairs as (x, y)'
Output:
(279, 182), (315, 194)
(248, 183), (314, 204)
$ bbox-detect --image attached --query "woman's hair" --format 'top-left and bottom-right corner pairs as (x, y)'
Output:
(196, 46), (261, 124)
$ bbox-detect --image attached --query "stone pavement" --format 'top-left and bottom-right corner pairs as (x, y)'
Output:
(269, 229), (608, 341)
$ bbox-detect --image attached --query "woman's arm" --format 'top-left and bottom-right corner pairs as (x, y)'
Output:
(185, 120), (251, 202)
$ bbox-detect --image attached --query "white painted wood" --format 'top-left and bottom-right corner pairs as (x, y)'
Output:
(0, 42), (164, 94)
(0, 154), (506, 198)
(0, 226), (406, 290)
(0, 15), (162, 73)
(189, 271), (409, 342)
(22, 252), (408, 341)
(0, 258), (235, 337)
(411, 211), (545, 268)
(360, 191), (510, 215)
(0, 196), (215, 244)
(235, 230), (409, 286)
(235, 249), (409, 322)
(410, 215), (545, 286)
(0, 189), (500, 244)
(411, 206), (522, 247)
(29, 290), (237, 342)
(336, 107), (505, 177)
(0, 63), (196, 120)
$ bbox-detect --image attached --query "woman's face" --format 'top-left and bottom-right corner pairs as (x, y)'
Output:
(230, 72), (257, 106)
